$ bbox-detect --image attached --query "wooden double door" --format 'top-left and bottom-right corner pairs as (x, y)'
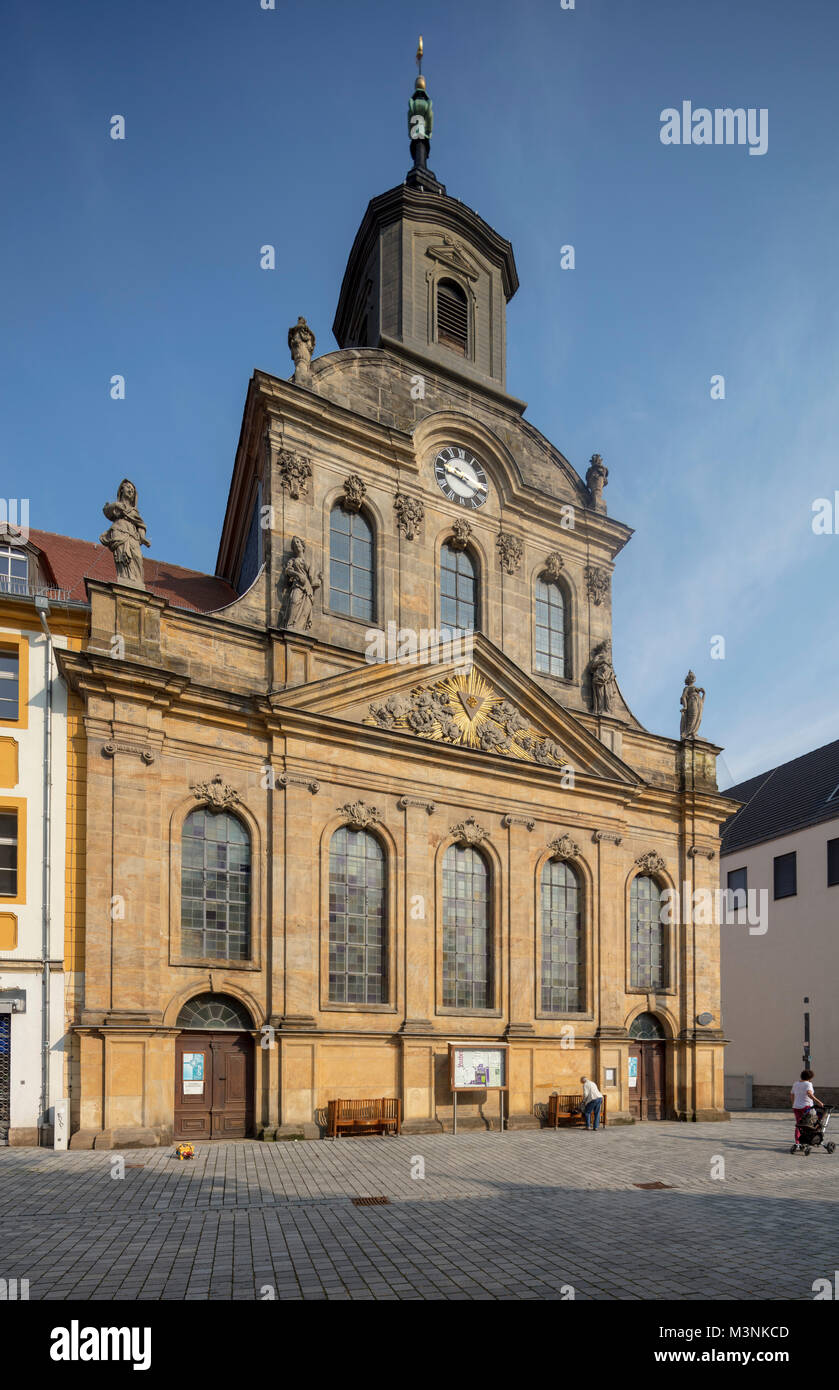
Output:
(628, 1042), (667, 1120)
(174, 1031), (254, 1139)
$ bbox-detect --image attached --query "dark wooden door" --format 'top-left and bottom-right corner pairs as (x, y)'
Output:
(628, 1045), (642, 1119)
(642, 1042), (666, 1120)
(628, 1042), (666, 1120)
(174, 1032), (254, 1139)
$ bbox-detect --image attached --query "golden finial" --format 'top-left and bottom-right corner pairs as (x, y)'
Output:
(416, 36), (423, 73)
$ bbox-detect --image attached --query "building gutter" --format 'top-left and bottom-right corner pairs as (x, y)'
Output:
(35, 597), (53, 1143)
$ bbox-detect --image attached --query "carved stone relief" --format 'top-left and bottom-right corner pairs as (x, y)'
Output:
(635, 850), (667, 875)
(342, 473), (367, 513)
(339, 800), (382, 829)
(366, 668), (567, 767)
(496, 532), (523, 575)
(450, 518), (472, 551)
(394, 491), (424, 540)
(547, 833), (581, 861)
(277, 450), (312, 500)
(543, 551), (564, 581)
(584, 566), (610, 606)
(192, 774), (241, 811)
(450, 816), (489, 846)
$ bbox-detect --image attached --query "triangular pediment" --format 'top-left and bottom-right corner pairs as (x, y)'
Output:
(272, 636), (641, 787)
(425, 234), (480, 281)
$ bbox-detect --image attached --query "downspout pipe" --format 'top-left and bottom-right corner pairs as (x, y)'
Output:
(35, 596), (52, 1143)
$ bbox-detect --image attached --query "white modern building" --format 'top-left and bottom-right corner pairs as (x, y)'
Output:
(720, 739), (839, 1109)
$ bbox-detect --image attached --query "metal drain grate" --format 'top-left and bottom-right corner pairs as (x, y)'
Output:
(634, 1181), (674, 1190)
(352, 1196), (390, 1206)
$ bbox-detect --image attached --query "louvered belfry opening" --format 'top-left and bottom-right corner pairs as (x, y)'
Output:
(437, 278), (468, 355)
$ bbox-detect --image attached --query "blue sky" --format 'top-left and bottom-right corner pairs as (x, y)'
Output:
(3, 0), (837, 787)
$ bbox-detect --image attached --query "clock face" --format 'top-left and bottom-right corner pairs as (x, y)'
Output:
(434, 446), (489, 509)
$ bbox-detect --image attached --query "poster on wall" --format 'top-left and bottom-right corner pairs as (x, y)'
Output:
(448, 1044), (508, 1091)
(628, 1056), (638, 1088)
(182, 1053), (205, 1094)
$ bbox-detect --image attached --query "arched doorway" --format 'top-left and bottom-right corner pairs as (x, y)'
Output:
(174, 993), (255, 1139)
(628, 1012), (667, 1120)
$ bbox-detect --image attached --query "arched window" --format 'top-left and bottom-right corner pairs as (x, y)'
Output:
(540, 859), (582, 1012)
(437, 278), (468, 356)
(328, 827), (386, 1004)
(181, 809), (251, 961)
(330, 504), (374, 621)
(630, 875), (666, 990)
(443, 844), (491, 1009)
(534, 577), (567, 678)
(440, 541), (477, 635)
(629, 1011), (666, 1040)
(177, 992), (253, 1030)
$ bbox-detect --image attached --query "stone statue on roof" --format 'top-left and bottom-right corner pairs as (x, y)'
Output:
(99, 478), (150, 589)
(680, 671), (706, 740)
(288, 316), (316, 383)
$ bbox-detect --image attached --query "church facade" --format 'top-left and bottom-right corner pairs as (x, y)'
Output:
(58, 64), (732, 1145)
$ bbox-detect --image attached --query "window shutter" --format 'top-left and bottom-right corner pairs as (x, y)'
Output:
(437, 280), (468, 355)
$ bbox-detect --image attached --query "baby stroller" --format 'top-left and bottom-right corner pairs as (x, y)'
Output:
(791, 1104), (836, 1155)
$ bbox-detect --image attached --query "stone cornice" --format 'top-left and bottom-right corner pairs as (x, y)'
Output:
(56, 648), (190, 708)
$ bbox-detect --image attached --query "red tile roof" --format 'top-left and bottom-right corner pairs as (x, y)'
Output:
(26, 529), (239, 614)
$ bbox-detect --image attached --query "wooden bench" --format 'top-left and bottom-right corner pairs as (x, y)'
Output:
(546, 1092), (608, 1128)
(327, 1098), (402, 1138)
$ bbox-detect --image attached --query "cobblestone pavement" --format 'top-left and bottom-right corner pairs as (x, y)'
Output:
(1, 1113), (836, 1300)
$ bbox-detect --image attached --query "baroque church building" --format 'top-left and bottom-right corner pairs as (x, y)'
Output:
(57, 58), (732, 1145)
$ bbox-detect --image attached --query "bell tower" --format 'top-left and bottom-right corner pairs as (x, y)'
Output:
(332, 39), (519, 400)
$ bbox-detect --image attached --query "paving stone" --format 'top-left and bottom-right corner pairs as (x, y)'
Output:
(0, 1114), (831, 1300)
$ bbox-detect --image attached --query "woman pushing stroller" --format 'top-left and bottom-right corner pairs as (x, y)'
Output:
(791, 1069), (824, 1150)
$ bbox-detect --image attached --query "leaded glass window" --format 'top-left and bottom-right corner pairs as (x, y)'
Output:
(176, 992), (253, 1030)
(440, 542), (477, 635)
(181, 809), (251, 961)
(328, 827), (385, 1004)
(628, 1011), (665, 1040)
(540, 859), (582, 1012)
(534, 577), (566, 677)
(442, 844), (491, 1009)
(330, 506), (374, 621)
(630, 874), (665, 990)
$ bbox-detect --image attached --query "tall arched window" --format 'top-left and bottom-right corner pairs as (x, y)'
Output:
(541, 859), (582, 1012)
(437, 278), (468, 356)
(630, 875), (665, 989)
(441, 541), (477, 635)
(181, 809), (251, 961)
(442, 844), (491, 1009)
(330, 504), (374, 621)
(328, 827), (385, 1004)
(534, 577), (567, 677)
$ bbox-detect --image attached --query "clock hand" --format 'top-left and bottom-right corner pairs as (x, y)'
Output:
(444, 463), (488, 492)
